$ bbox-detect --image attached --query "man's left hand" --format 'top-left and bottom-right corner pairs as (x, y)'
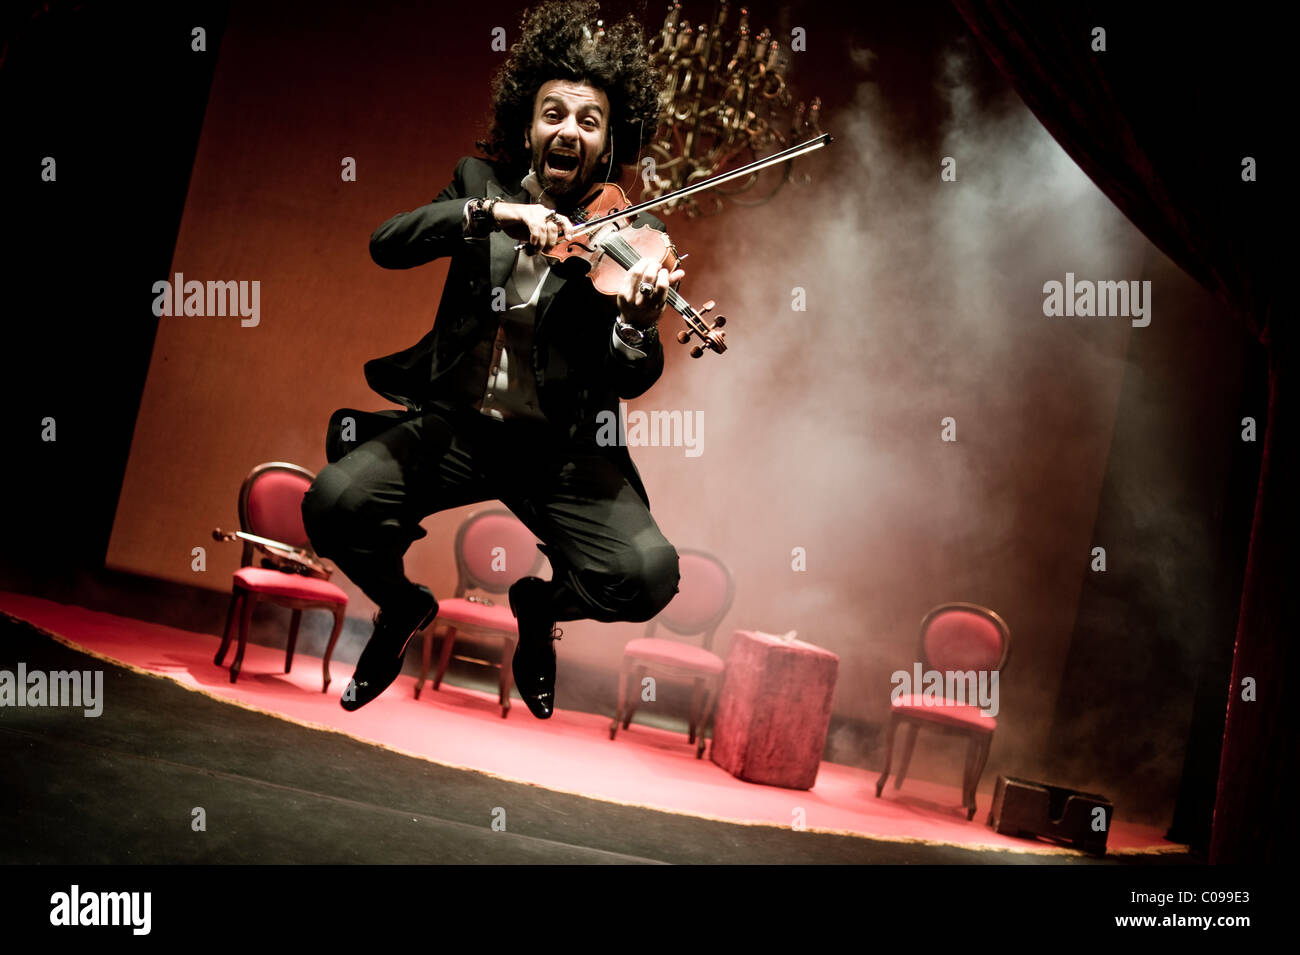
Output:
(617, 256), (685, 328)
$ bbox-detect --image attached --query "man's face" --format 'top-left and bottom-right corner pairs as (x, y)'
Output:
(527, 79), (611, 200)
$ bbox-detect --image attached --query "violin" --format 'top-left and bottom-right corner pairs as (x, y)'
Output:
(515, 132), (833, 359)
(212, 528), (332, 579)
(545, 181), (726, 358)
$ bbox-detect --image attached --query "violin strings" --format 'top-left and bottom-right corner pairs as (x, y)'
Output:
(591, 116), (702, 327)
(599, 231), (697, 322)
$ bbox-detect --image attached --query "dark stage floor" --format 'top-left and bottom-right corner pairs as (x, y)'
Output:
(0, 616), (1195, 865)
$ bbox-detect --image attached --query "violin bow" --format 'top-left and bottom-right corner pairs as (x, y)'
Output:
(519, 133), (835, 357)
(212, 528), (331, 578)
(566, 132), (834, 239)
(515, 132), (834, 248)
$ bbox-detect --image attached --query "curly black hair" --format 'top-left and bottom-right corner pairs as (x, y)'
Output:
(476, 0), (664, 175)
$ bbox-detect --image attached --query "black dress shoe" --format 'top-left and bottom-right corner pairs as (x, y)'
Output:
(508, 576), (562, 720)
(341, 585), (438, 712)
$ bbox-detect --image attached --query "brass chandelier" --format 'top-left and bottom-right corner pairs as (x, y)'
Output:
(640, 2), (825, 217)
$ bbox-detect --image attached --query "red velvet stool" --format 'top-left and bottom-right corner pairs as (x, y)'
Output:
(710, 630), (840, 789)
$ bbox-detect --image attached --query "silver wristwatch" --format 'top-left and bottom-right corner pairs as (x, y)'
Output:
(615, 317), (658, 347)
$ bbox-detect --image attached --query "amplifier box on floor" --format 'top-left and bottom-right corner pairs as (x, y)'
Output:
(987, 775), (1113, 855)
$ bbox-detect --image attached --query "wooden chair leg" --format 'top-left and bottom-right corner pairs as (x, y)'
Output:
(687, 677), (705, 744)
(610, 657), (630, 740)
(498, 636), (513, 718)
(967, 733), (993, 821)
(696, 676), (720, 759)
(285, 609), (302, 673)
(321, 607), (344, 692)
(416, 625), (433, 700)
(623, 664), (648, 729)
(875, 713), (900, 797)
(434, 625), (457, 691)
(961, 734), (980, 819)
(215, 590), (242, 666)
(894, 723), (920, 790)
(973, 734), (993, 787)
(231, 591), (256, 683)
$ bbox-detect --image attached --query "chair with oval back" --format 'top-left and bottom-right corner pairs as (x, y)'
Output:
(414, 508), (545, 717)
(874, 602), (1011, 820)
(213, 462), (348, 689)
(611, 549), (734, 758)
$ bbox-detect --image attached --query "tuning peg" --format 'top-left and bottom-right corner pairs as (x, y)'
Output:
(676, 329), (691, 344)
(690, 345), (704, 358)
(699, 299), (715, 315)
(713, 315), (726, 327)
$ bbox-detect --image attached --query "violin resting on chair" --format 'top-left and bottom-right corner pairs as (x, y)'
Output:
(212, 528), (333, 579)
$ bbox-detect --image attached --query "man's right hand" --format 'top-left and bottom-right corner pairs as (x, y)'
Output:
(492, 203), (574, 255)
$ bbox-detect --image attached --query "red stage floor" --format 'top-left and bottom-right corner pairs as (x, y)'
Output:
(0, 591), (1181, 856)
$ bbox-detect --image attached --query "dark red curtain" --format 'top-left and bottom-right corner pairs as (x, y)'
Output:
(950, 1), (1289, 862)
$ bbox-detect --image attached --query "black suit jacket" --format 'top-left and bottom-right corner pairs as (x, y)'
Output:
(341, 156), (668, 507)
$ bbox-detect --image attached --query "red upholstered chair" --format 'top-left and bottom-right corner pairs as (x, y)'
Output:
(214, 462), (348, 689)
(874, 603), (1010, 820)
(415, 509), (544, 717)
(610, 549), (734, 758)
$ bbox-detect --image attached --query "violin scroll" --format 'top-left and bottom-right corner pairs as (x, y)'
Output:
(675, 298), (727, 358)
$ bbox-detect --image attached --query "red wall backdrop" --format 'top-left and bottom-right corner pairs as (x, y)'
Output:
(105, 0), (1234, 808)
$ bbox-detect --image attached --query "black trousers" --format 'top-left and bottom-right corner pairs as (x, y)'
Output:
(300, 401), (680, 624)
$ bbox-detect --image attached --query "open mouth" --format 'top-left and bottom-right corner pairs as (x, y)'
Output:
(545, 150), (581, 176)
